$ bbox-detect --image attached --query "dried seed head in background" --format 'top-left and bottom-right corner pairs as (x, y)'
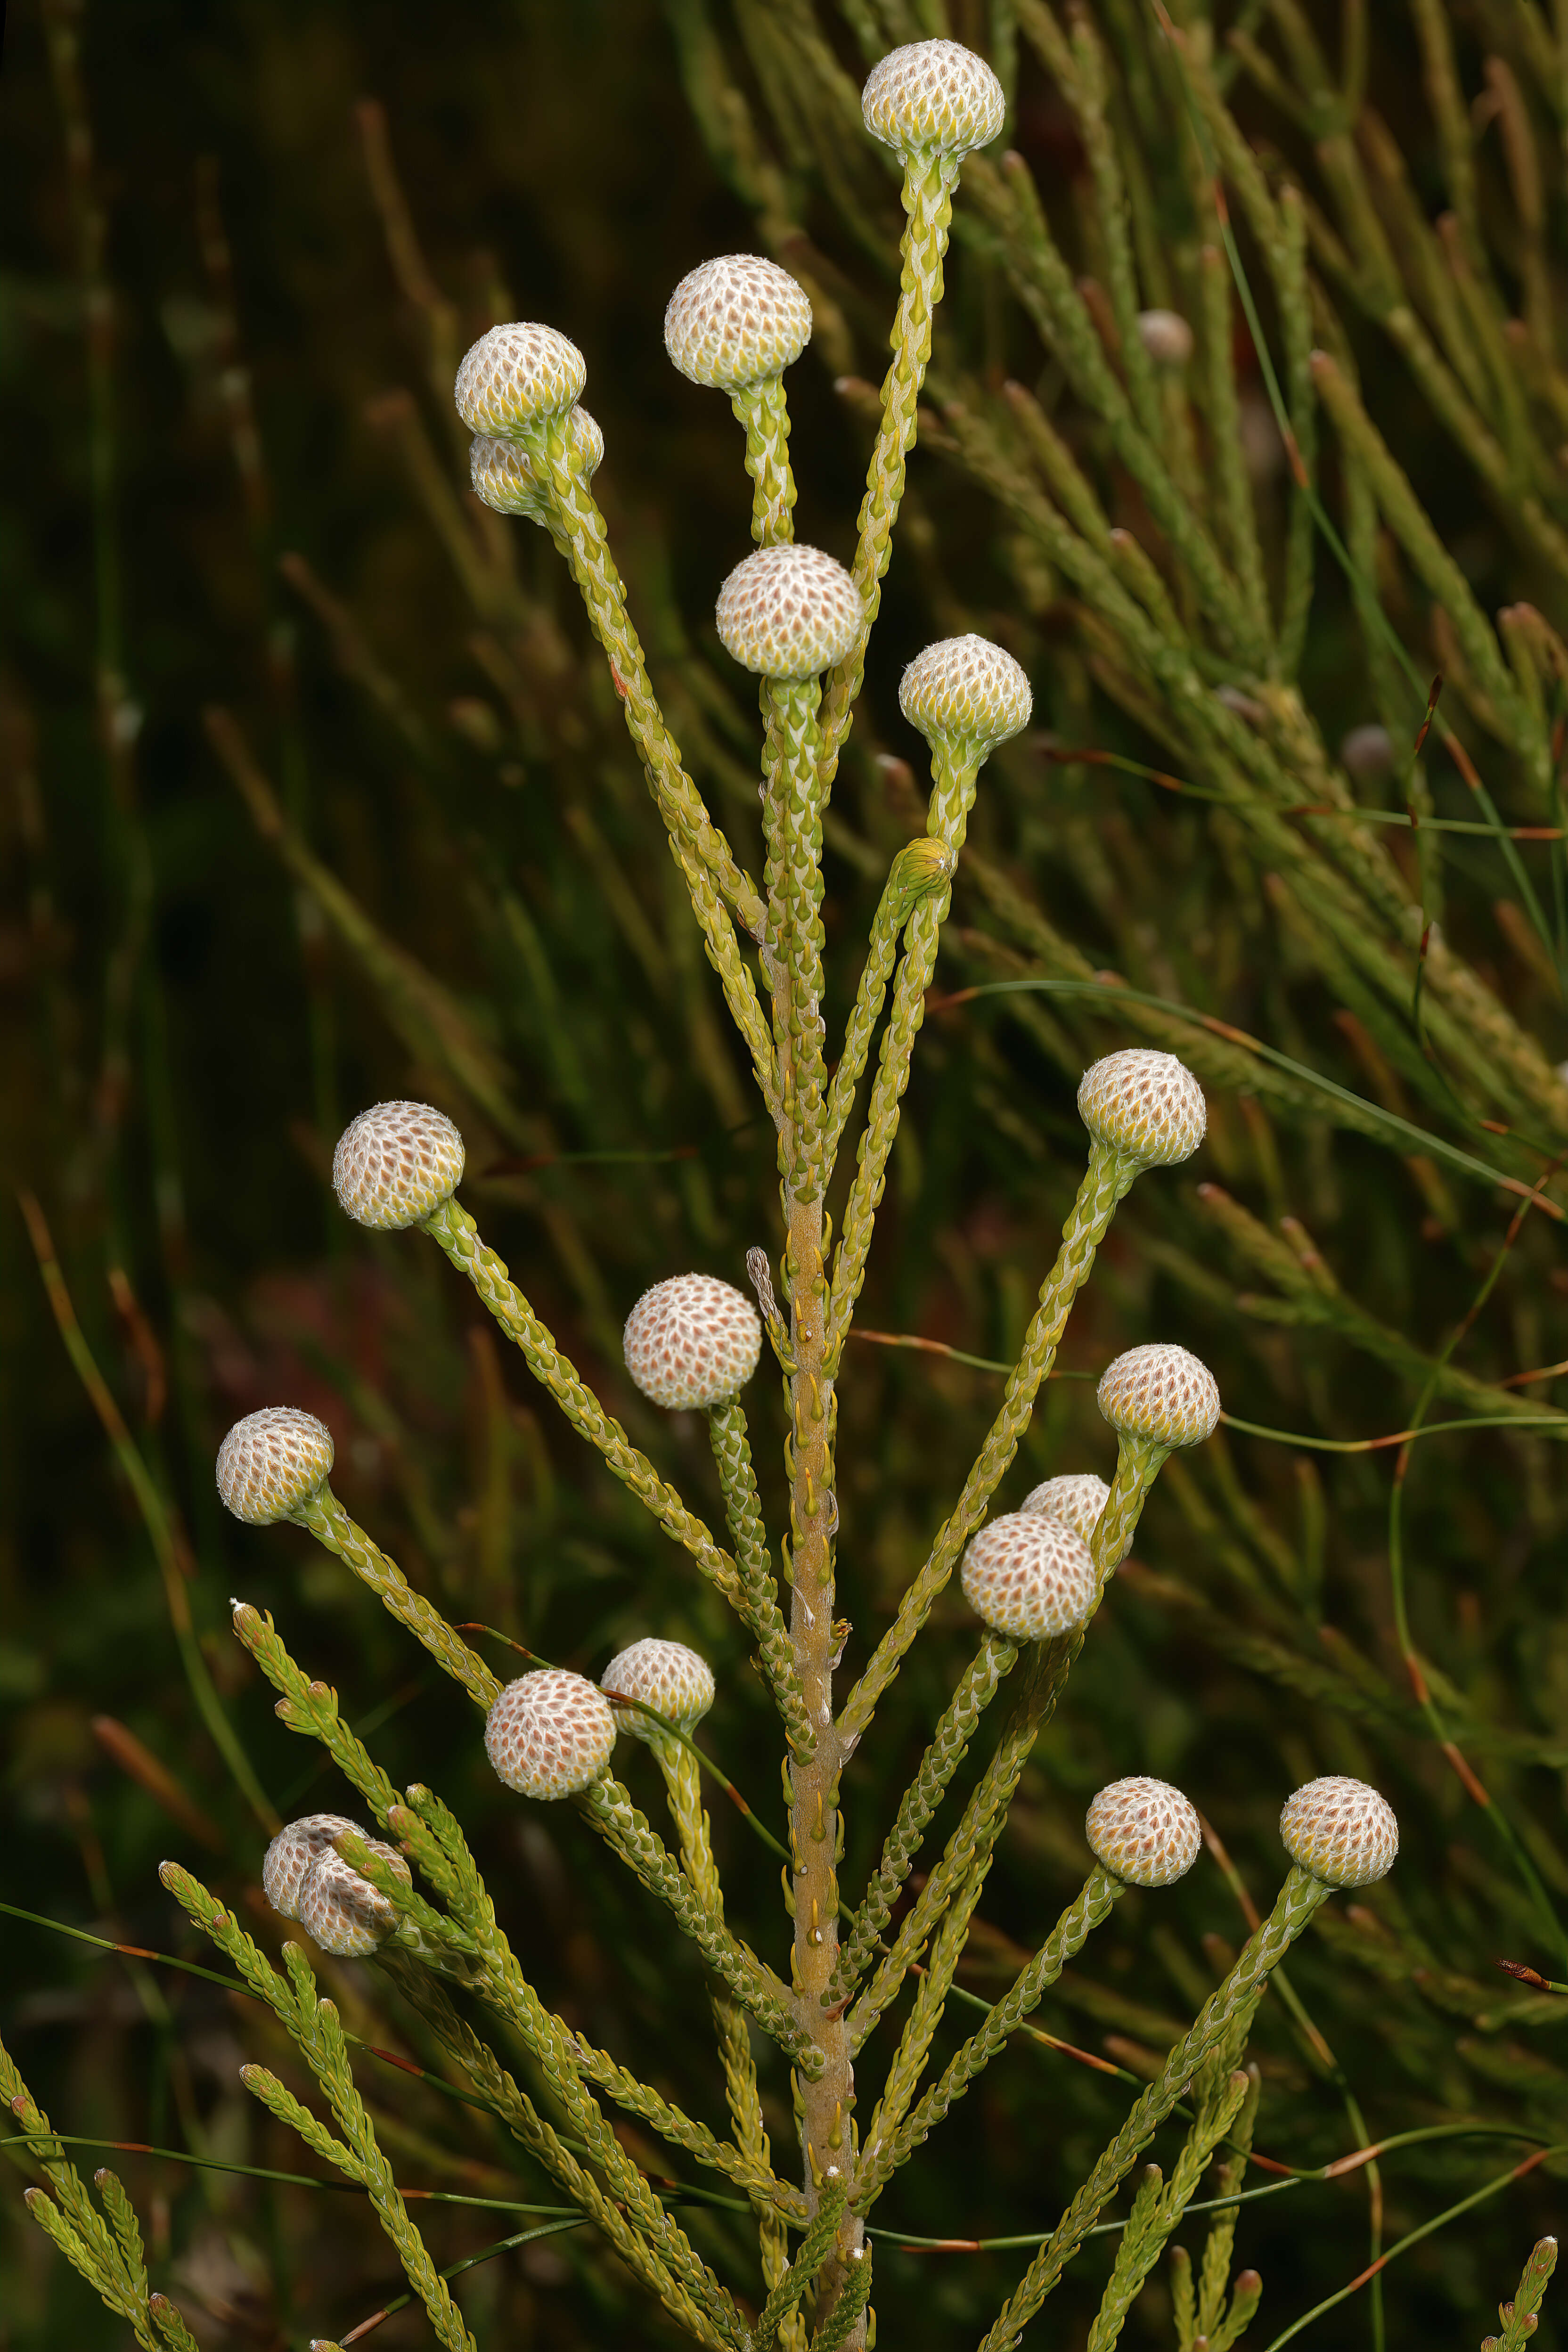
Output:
(622, 1273), (763, 1409)
(861, 38), (1006, 160)
(1078, 1048), (1208, 1167)
(1086, 1776), (1202, 1887)
(959, 1511), (1098, 1642)
(332, 1101), (466, 1230)
(663, 254), (812, 390)
(1097, 1343), (1222, 1448)
(1021, 1471), (1110, 1544)
(1136, 308), (1194, 368)
(601, 1637), (717, 1740)
(454, 322), (587, 435)
(470, 407), (604, 517)
(485, 1668), (619, 1799)
(1280, 1775), (1399, 1888)
(898, 634), (1032, 754)
(216, 1406), (335, 1525)
(715, 545), (864, 679)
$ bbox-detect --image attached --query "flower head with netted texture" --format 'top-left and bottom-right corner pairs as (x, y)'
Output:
(1280, 1776), (1399, 1888)
(470, 408), (603, 516)
(1086, 1777), (1201, 1887)
(486, 1669), (617, 1799)
(664, 256), (812, 390)
(454, 323), (586, 436)
(217, 1408), (334, 1525)
(1078, 1049), (1207, 1168)
(862, 39), (1005, 160)
(899, 636), (1032, 756)
(1098, 1344), (1221, 1449)
(333, 1101), (465, 1231)
(1021, 1472), (1110, 1544)
(960, 1512), (1097, 1643)
(261, 1815), (411, 1958)
(715, 545), (864, 679)
(261, 1814), (359, 1919)
(602, 1638), (716, 1743)
(623, 1274), (762, 1410)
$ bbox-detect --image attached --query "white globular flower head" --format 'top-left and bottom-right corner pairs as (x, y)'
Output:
(601, 1638), (717, 1742)
(261, 1814), (359, 1919)
(1098, 1344), (1221, 1450)
(1280, 1776), (1399, 1888)
(899, 636), (1032, 759)
(1021, 1472), (1110, 1545)
(332, 1101), (465, 1231)
(1086, 1777), (1201, 1887)
(960, 1511), (1098, 1643)
(470, 407), (604, 516)
(217, 1408), (335, 1525)
(261, 1814), (410, 1959)
(623, 1274), (763, 1410)
(862, 39), (1006, 161)
(1078, 1049), (1207, 1167)
(454, 323), (586, 437)
(715, 545), (864, 680)
(1136, 309), (1194, 367)
(664, 256), (812, 390)
(485, 1669), (618, 1800)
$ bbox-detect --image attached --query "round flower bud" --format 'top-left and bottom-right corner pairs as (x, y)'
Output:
(261, 1813), (359, 1920)
(899, 635), (1032, 754)
(715, 545), (864, 680)
(1021, 1472), (1110, 1545)
(1086, 1777), (1201, 1887)
(295, 1845), (411, 1959)
(960, 1511), (1098, 1644)
(469, 407), (604, 516)
(332, 1101), (465, 1232)
(1097, 1344), (1221, 1449)
(485, 1668), (618, 1800)
(862, 39), (1005, 160)
(1078, 1049), (1207, 1168)
(602, 1638), (717, 1742)
(217, 1407), (335, 1526)
(1136, 309), (1194, 368)
(664, 255), (812, 390)
(1280, 1775), (1399, 1889)
(623, 1274), (763, 1411)
(454, 323), (586, 437)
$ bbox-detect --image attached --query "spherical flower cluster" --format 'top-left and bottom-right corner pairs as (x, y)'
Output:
(1078, 1050), (1207, 1167)
(1098, 1344), (1221, 1449)
(664, 255), (812, 390)
(1280, 1776), (1399, 1888)
(332, 1102), (465, 1231)
(470, 407), (604, 517)
(715, 545), (864, 679)
(485, 1669), (618, 1800)
(601, 1638), (716, 1742)
(261, 1814), (410, 1959)
(862, 39), (1005, 160)
(455, 323), (586, 436)
(1021, 1472), (1110, 1545)
(1136, 309), (1194, 368)
(217, 1408), (334, 1526)
(1086, 1777), (1201, 1887)
(623, 1274), (762, 1410)
(960, 1511), (1098, 1643)
(899, 636), (1031, 754)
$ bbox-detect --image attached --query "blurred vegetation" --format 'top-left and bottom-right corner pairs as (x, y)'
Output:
(5, 0), (1568, 2345)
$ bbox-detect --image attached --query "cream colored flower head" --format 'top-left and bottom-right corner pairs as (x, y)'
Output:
(261, 1814), (411, 1958)
(1078, 1049), (1207, 1167)
(715, 545), (864, 679)
(333, 1101), (465, 1231)
(1021, 1472), (1109, 1545)
(1086, 1777), (1201, 1887)
(899, 636), (1031, 756)
(217, 1407), (334, 1525)
(602, 1638), (717, 1742)
(486, 1669), (618, 1800)
(623, 1274), (763, 1410)
(862, 39), (1005, 160)
(1097, 1344), (1220, 1449)
(664, 256), (812, 390)
(1280, 1776), (1398, 1888)
(470, 407), (604, 517)
(1137, 309), (1194, 368)
(960, 1511), (1097, 1643)
(455, 323), (586, 436)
